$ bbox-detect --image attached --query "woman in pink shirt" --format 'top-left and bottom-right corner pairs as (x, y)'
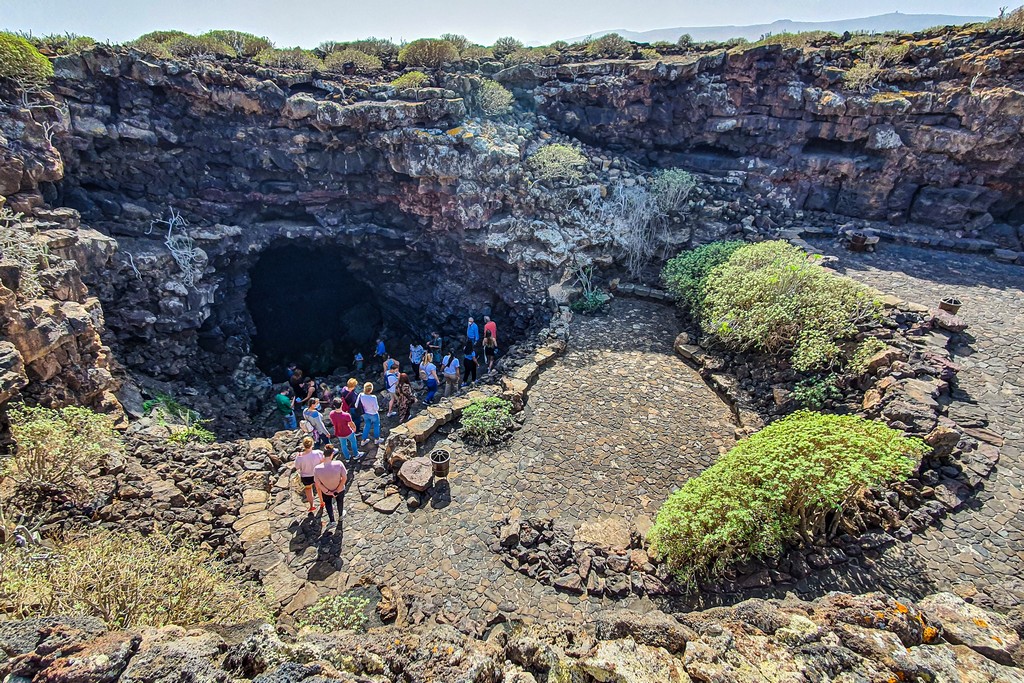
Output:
(294, 436), (324, 513)
(313, 444), (348, 526)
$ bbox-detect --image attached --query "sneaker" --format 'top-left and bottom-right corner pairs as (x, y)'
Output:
(360, 439), (370, 446)
(387, 411), (397, 417)
(375, 438), (383, 445)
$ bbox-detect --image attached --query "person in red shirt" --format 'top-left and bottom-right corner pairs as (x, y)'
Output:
(329, 398), (362, 461)
(483, 316), (497, 344)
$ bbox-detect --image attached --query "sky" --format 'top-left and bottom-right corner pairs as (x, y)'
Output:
(0, 0), (1009, 46)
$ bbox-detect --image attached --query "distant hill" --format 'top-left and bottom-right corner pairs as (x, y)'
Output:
(565, 12), (992, 45)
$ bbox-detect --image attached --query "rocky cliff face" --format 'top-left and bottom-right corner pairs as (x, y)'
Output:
(498, 31), (1024, 249)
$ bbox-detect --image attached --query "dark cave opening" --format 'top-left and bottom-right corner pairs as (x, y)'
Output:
(247, 244), (391, 380)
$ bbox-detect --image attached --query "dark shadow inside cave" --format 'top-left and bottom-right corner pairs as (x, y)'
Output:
(247, 244), (395, 379)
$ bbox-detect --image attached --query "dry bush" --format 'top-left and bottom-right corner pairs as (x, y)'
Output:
(0, 208), (49, 299)
(255, 47), (322, 70)
(0, 529), (269, 627)
(528, 144), (588, 182)
(749, 31), (837, 49)
(323, 49), (383, 74)
(478, 79), (514, 115)
(843, 40), (911, 92)
(398, 39), (459, 67)
(492, 36), (523, 59)
(4, 405), (123, 492)
(201, 30), (273, 57)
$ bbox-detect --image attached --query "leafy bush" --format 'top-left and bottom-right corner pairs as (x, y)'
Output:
(637, 48), (661, 60)
(0, 32), (54, 85)
(0, 208), (50, 298)
(585, 33), (633, 58)
(299, 594), (371, 632)
(792, 375), (842, 409)
(843, 40), (910, 92)
(702, 241), (880, 362)
(165, 34), (236, 59)
(648, 411), (926, 583)
(323, 49), (383, 74)
(349, 37), (399, 62)
(127, 37), (172, 59)
(478, 79), (514, 115)
(461, 397), (514, 445)
(201, 30), (273, 57)
(661, 240), (745, 312)
(849, 336), (889, 376)
(749, 31), (837, 49)
(0, 529), (268, 627)
(528, 144), (588, 182)
(570, 290), (610, 314)
(548, 40), (570, 52)
(676, 33), (694, 48)
(492, 36), (524, 59)
(4, 405), (122, 493)
(254, 47), (322, 70)
(25, 33), (96, 56)
(133, 30), (189, 44)
(145, 394), (215, 444)
(461, 45), (494, 60)
(439, 33), (471, 55)
(391, 70), (429, 89)
(651, 168), (697, 213)
(398, 39), (459, 67)
(504, 47), (555, 65)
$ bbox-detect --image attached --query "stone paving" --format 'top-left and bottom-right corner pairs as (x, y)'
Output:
(235, 298), (736, 624)
(810, 240), (1024, 612)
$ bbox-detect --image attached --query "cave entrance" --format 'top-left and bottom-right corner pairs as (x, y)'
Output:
(247, 244), (394, 380)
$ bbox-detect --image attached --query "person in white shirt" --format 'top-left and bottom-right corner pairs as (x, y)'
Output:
(359, 382), (382, 445)
(313, 444), (347, 526)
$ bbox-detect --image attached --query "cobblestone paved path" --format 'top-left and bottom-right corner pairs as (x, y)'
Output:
(813, 241), (1024, 612)
(239, 298), (737, 623)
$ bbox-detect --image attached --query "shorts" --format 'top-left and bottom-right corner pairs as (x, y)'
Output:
(300, 475), (315, 487)
(384, 391), (396, 401)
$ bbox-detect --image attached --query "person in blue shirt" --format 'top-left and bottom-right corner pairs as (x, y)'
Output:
(374, 338), (386, 361)
(466, 317), (480, 346)
(354, 351), (364, 373)
(462, 340), (478, 386)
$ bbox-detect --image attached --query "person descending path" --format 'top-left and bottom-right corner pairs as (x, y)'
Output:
(395, 373), (417, 423)
(483, 329), (498, 374)
(313, 444), (347, 527)
(329, 398), (361, 461)
(420, 354), (439, 404)
(359, 382), (382, 446)
(275, 386), (297, 430)
(441, 348), (461, 397)
(466, 317), (480, 347)
(294, 436), (324, 514)
(384, 362), (400, 417)
(462, 340), (478, 386)
(427, 331), (443, 360)
(302, 398), (332, 448)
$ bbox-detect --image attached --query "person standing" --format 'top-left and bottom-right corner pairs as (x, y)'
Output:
(340, 378), (363, 433)
(275, 387), (297, 431)
(289, 369), (315, 424)
(441, 349), (461, 397)
(483, 316), (497, 344)
(354, 351), (364, 374)
(409, 340), (425, 372)
(359, 382), (382, 446)
(302, 398), (332, 448)
(482, 329), (498, 374)
(395, 373), (418, 423)
(329, 398), (361, 461)
(466, 317), (480, 347)
(427, 331), (443, 360)
(374, 338), (386, 362)
(420, 354), (439, 404)
(313, 445), (347, 527)
(294, 437), (324, 514)
(384, 363), (400, 417)
(462, 340), (478, 386)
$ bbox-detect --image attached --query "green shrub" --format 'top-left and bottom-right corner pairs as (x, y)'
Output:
(398, 38), (459, 67)
(478, 79), (514, 115)
(661, 240), (745, 313)
(984, 6), (1024, 32)
(849, 336), (889, 376)
(702, 241), (880, 362)
(0, 529), (268, 628)
(26, 33), (96, 56)
(492, 36), (524, 59)
(391, 70), (429, 89)
(439, 33), (471, 55)
(299, 594), (371, 632)
(0, 32), (54, 85)
(548, 40), (570, 52)
(648, 411), (926, 583)
(165, 34), (236, 59)
(254, 47), (322, 70)
(461, 45), (494, 60)
(133, 30), (189, 44)
(503, 47), (555, 65)
(637, 47), (661, 60)
(200, 30), (273, 57)
(651, 168), (698, 213)
(145, 394), (216, 444)
(528, 144), (588, 182)
(843, 40), (910, 92)
(792, 375), (842, 409)
(676, 33), (694, 48)
(570, 290), (610, 314)
(749, 31), (837, 49)
(585, 33), (633, 58)
(461, 397), (514, 445)
(348, 37), (399, 62)
(323, 49), (383, 74)
(4, 405), (123, 493)
(127, 37), (172, 59)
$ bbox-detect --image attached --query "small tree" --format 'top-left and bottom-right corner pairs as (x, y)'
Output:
(478, 79), (514, 115)
(439, 33), (471, 55)
(492, 36), (524, 59)
(585, 33), (633, 58)
(323, 49), (383, 74)
(5, 405), (123, 492)
(0, 33), (54, 88)
(676, 33), (693, 48)
(398, 38), (459, 67)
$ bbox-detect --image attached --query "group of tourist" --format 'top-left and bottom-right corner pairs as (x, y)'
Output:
(277, 315), (500, 520)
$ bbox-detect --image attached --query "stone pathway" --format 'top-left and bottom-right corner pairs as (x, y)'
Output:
(235, 298), (736, 624)
(810, 240), (1024, 612)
